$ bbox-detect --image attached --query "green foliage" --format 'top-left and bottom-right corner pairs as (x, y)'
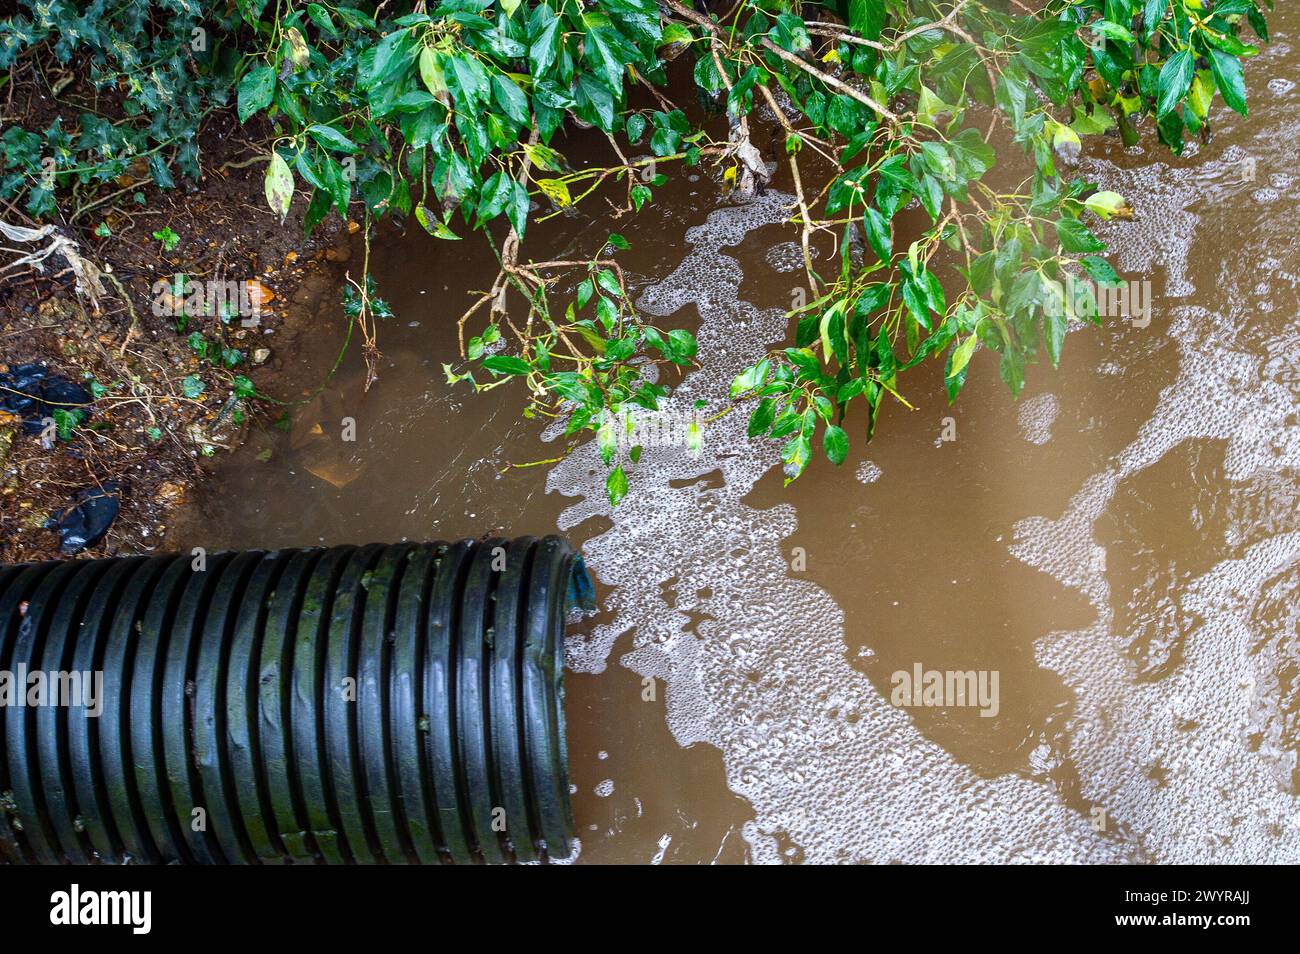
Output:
(446, 235), (700, 493)
(0, 0), (237, 217)
(152, 226), (180, 251)
(717, 0), (1271, 481)
(52, 407), (85, 441)
(2, 0), (1273, 497)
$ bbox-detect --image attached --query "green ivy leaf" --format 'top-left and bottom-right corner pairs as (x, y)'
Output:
(748, 398), (776, 437)
(482, 355), (532, 375)
(264, 152), (294, 222)
(1156, 50), (1194, 118)
(306, 124), (358, 153)
(606, 464), (629, 506)
(1080, 255), (1122, 286)
(152, 227), (180, 251)
(1055, 217), (1106, 253)
(1208, 48), (1248, 117)
(823, 424), (848, 465)
(847, 0), (885, 41)
(947, 334), (978, 379)
(237, 64), (276, 123)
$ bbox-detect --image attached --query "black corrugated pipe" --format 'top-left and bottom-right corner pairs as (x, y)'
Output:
(0, 537), (595, 865)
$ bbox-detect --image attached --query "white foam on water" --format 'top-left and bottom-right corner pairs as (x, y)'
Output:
(855, 460), (883, 484)
(763, 241), (806, 274)
(549, 193), (1129, 863)
(547, 17), (1300, 860)
(1011, 44), (1300, 861)
(1017, 393), (1059, 446)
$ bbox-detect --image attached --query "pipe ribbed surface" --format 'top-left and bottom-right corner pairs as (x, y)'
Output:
(0, 537), (593, 864)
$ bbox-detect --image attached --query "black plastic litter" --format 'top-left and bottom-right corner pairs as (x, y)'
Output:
(45, 481), (120, 554)
(0, 362), (93, 434)
(0, 537), (589, 865)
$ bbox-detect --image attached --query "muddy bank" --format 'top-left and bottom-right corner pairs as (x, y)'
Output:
(0, 107), (347, 562)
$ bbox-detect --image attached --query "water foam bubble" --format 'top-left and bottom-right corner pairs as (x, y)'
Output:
(550, 194), (1129, 862)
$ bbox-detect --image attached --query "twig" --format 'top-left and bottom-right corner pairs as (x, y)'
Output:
(661, 0), (899, 124)
(104, 271), (141, 358)
(757, 84), (820, 294)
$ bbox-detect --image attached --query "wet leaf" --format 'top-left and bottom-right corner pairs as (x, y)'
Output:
(1083, 190), (1132, 220)
(1209, 49), (1248, 117)
(948, 334), (978, 379)
(1056, 217), (1106, 253)
(606, 464), (628, 506)
(687, 420), (703, 456)
(286, 27), (310, 70)
(482, 355), (532, 375)
(823, 424), (848, 465)
(537, 178), (572, 207)
(237, 64), (276, 123)
(598, 413), (617, 464)
(748, 398), (776, 437)
(264, 152), (294, 222)
(306, 124), (358, 153)
(1156, 50), (1194, 118)
(666, 328), (697, 362)
(781, 433), (812, 484)
(415, 205), (460, 239)
(1080, 255), (1122, 286)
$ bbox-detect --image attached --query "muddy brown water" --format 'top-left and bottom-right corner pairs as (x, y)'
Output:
(177, 9), (1300, 863)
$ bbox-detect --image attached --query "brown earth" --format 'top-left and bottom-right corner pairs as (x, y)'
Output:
(0, 105), (351, 563)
